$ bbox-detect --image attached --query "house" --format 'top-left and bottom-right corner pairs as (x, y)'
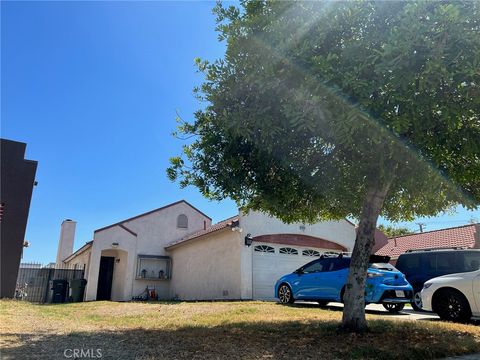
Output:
(58, 200), (356, 301)
(0, 139), (38, 298)
(375, 223), (480, 265)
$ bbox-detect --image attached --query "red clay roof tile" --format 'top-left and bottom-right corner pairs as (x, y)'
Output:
(375, 223), (479, 259)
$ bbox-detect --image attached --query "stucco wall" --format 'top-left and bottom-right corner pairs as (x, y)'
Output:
(64, 246), (92, 282)
(169, 229), (242, 300)
(83, 201), (211, 301)
(238, 210), (356, 299)
(240, 210), (356, 248)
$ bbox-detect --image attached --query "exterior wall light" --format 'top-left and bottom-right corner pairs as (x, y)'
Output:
(111, 242), (119, 248)
(244, 233), (253, 247)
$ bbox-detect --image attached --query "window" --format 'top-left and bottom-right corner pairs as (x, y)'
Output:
(279, 247), (298, 255)
(254, 245), (275, 253)
(302, 260), (324, 273)
(333, 258), (351, 271)
(436, 253), (454, 272)
(136, 255), (171, 280)
(302, 249), (320, 257)
(459, 252), (480, 272)
(177, 214), (188, 229)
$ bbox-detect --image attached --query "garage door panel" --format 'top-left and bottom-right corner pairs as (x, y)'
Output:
(253, 244), (330, 300)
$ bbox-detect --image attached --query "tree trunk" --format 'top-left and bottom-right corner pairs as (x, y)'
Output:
(340, 182), (392, 333)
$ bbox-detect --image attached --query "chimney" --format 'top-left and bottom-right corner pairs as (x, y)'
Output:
(55, 219), (76, 266)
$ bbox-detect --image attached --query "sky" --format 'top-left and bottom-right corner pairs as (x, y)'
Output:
(2, 1), (478, 264)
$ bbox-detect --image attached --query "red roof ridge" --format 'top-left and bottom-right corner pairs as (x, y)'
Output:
(388, 222), (478, 240)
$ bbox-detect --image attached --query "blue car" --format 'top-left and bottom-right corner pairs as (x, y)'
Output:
(274, 254), (413, 313)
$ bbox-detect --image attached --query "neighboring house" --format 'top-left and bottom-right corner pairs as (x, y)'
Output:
(59, 200), (356, 301)
(375, 223), (480, 265)
(0, 139), (38, 298)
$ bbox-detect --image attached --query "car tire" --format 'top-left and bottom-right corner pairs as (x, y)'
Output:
(382, 303), (405, 313)
(434, 289), (471, 322)
(278, 284), (294, 304)
(317, 300), (329, 307)
(411, 291), (424, 312)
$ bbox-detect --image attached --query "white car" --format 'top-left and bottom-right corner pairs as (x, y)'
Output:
(421, 269), (480, 322)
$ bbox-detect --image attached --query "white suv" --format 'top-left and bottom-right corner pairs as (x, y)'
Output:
(421, 269), (480, 322)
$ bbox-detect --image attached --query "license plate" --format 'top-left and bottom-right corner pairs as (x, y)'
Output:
(395, 290), (404, 298)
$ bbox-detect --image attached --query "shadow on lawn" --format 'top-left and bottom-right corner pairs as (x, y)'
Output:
(2, 319), (479, 360)
(289, 302), (410, 316)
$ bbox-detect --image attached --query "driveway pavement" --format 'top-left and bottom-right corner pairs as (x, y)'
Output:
(296, 301), (440, 321)
(296, 301), (480, 324)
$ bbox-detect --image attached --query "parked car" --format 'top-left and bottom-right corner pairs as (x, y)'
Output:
(395, 249), (480, 311)
(421, 269), (480, 322)
(274, 254), (413, 313)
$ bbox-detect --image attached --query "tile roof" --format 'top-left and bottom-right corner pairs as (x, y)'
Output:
(165, 215), (239, 249)
(375, 223), (479, 259)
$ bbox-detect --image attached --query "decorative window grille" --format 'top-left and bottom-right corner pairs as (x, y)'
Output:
(254, 245), (275, 253)
(302, 249), (321, 257)
(279, 247), (299, 255)
(177, 214), (188, 229)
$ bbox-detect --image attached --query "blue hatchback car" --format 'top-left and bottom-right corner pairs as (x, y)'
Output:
(275, 254), (414, 313)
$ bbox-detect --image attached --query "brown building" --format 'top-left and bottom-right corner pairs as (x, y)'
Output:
(0, 139), (38, 298)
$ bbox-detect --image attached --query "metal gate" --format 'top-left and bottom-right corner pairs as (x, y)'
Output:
(15, 263), (85, 303)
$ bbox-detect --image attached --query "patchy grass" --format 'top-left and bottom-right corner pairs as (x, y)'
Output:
(1, 300), (479, 359)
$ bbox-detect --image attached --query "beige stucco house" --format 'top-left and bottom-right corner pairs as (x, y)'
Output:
(58, 200), (356, 301)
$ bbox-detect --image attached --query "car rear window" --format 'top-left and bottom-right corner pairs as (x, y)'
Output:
(369, 263), (397, 271)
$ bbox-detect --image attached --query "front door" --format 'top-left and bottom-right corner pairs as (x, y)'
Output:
(96, 256), (115, 300)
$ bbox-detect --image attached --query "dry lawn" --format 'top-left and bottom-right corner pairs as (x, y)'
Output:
(1, 300), (479, 359)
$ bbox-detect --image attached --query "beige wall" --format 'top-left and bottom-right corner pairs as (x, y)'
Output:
(64, 247), (91, 281)
(169, 229), (242, 300)
(82, 201), (211, 301)
(238, 210), (356, 299)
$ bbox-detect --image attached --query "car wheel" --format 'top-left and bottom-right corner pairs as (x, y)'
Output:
(411, 291), (424, 312)
(434, 289), (471, 322)
(382, 303), (405, 313)
(317, 300), (329, 307)
(278, 284), (294, 304)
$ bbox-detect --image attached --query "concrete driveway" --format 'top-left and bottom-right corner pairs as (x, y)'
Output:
(295, 301), (440, 321)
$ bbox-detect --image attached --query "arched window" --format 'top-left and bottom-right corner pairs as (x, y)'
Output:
(254, 245), (275, 253)
(279, 247), (299, 255)
(302, 249), (320, 257)
(177, 214), (188, 229)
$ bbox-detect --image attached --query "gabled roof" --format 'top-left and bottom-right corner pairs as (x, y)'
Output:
(94, 200), (211, 233)
(165, 215), (239, 249)
(63, 241), (93, 263)
(375, 223), (479, 259)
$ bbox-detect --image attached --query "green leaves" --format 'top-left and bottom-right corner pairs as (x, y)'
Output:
(167, 0), (479, 223)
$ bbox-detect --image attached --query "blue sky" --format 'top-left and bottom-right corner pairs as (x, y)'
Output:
(2, 2), (478, 264)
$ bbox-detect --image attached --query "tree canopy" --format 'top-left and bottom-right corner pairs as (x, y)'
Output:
(377, 224), (412, 238)
(169, 0), (479, 224)
(168, 0), (480, 331)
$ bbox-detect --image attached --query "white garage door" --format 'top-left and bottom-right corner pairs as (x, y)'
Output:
(252, 244), (334, 300)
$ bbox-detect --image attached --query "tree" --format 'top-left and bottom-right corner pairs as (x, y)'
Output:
(168, 1), (480, 332)
(378, 224), (412, 238)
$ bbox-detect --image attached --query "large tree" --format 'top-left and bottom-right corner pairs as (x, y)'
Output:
(168, 1), (480, 332)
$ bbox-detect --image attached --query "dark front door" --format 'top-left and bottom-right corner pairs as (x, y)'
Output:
(97, 256), (114, 300)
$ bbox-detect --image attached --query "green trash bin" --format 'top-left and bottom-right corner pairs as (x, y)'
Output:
(70, 279), (87, 302)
